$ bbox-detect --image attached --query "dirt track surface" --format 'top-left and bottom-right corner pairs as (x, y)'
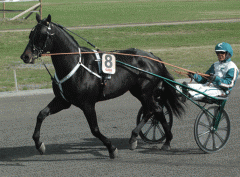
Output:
(1, 81), (240, 176)
(1, 18), (240, 176)
(1, 18), (240, 33)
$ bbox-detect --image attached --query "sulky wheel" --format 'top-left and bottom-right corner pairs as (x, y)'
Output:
(136, 105), (173, 144)
(194, 106), (230, 153)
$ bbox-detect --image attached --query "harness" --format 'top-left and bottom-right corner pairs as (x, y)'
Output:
(93, 49), (102, 74)
(54, 48), (102, 101)
(30, 21), (104, 102)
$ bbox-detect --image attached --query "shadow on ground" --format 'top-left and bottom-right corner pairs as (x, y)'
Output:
(0, 137), (203, 165)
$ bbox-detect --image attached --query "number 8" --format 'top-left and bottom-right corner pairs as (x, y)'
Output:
(105, 55), (113, 68)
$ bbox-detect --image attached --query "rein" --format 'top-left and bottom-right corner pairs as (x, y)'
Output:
(41, 51), (210, 78)
(51, 22), (96, 48)
(37, 22), (209, 79)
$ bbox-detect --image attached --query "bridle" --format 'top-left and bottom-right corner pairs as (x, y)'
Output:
(29, 21), (54, 59)
(27, 21), (56, 80)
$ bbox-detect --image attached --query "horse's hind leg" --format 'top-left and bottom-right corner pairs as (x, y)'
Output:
(129, 88), (159, 150)
(155, 111), (173, 150)
(80, 103), (118, 159)
(129, 110), (152, 150)
(129, 86), (173, 150)
(129, 102), (173, 151)
(32, 96), (71, 154)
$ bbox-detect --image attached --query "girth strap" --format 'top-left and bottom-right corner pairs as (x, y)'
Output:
(93, 49), (102, 74)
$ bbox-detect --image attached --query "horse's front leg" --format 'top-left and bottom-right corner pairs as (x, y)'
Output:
(32, 96), (71, 154)
(81, 103), (118, 159)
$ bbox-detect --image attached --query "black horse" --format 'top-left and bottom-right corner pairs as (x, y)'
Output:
(20, 14), (184, 159)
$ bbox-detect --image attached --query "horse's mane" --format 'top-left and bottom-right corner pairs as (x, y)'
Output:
(52, 22), (80, 47)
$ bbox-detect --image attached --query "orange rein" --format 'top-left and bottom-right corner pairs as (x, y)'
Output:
(41, 51), (210, 78)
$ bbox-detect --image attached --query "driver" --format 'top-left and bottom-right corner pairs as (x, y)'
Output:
(184, 42), (239, 100)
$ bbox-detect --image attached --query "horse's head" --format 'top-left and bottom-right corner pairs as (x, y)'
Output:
(20, 14), (53, 64)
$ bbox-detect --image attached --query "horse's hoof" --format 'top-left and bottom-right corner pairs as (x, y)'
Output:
(129, 140), (137, 150)
(37, 143), (46, 155)
(161, 144), (171, 151)
(109, 148), (118, 159)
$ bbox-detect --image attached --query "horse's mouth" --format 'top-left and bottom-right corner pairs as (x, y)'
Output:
(30, 58), (36, 64)
(21, 54), (35, 64)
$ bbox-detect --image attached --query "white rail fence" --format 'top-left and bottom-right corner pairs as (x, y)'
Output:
(1, 0), (42, 20)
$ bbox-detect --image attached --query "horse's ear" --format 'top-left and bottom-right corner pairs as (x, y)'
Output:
(36, 13), (41, 23)
(46, 14), (51, 23)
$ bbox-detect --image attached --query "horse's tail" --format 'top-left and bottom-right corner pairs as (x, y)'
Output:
(158, 64), (185, 118)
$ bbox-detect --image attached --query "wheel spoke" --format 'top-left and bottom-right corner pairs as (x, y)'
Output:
(143, 117), (153, 125)
(145, 121), (152, 125)
(212, 133), (216, 150)
(203, 132), (211, 147)
(205, 112), (214, 125)
(198, 121), (211, 129)
(164, 111), (169, 116)
(217, 127), (228, 131)
(218, 115), (226, 124)
(156, 124), (165, 137)
(143, 124), (154, 137)
(214, 131), (225, 143)
(152, 126), (156, 141)
(198, 130), (210, 137)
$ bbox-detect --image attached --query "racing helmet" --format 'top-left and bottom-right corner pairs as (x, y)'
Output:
(215, 42), (233, 58)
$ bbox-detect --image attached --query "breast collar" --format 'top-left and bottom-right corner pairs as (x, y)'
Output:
(54, 48), (102, 101)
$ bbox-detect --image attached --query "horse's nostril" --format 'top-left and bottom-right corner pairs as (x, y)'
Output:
(25, 55), (29, 60)
(21, 54), (30, 63)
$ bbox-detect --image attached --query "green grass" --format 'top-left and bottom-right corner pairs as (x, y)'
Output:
(0, 0), (240, 92)
(1, 0), (240, 29)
